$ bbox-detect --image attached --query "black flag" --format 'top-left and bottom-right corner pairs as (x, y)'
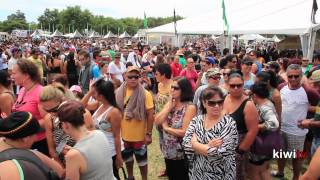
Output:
(174, 8), (177, 36)
(311, 0), (318, 24)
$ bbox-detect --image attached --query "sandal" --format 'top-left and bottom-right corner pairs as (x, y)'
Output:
(271, 171), (284, 178)
(158, 169), (167, 177)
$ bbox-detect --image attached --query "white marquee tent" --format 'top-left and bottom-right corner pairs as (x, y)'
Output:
(239, 34), (266, 41)
(104, 31), (117, 38)
(119, 31), (131, 38)
(51, 29), (64, 37)
(147, 0), (320, 59)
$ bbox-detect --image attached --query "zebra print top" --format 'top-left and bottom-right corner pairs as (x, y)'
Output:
(183, 114), (238, 180)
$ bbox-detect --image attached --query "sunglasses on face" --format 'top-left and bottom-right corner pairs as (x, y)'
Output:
(127, 75), (140, 80)
(171, 85), (180, 90)
(244, 62), (253, 66)
(207, 99), (224, 107)
(229, 83), (243, 89)
(223, 72), (230, 76)
(45, 103), (61, 113)
(288, 75), (300, 79)
(209, 76), (221, 80)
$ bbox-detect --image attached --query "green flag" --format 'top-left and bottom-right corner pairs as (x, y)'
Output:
(222, 0), (229, 34)
(144, 12), (148, 28)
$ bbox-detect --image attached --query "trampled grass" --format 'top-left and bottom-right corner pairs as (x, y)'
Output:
(120, 129), (309, 180)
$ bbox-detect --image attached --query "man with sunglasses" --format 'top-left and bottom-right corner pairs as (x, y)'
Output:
(193, 68), (226, 114)
(273, 64), (311, 179)
(115, 66), (154, 180)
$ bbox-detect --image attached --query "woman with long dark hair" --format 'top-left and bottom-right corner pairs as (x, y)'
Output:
(155, 77), (197, 180)
(0, 70), (14, 115)
(81, 78), (124, 179)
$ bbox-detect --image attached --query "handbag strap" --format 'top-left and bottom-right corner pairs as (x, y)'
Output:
(120, 167), (127, 179)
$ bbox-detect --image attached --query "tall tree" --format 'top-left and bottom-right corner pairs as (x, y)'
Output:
(7, 10), (26, 22)
(38, 8), (60, 31)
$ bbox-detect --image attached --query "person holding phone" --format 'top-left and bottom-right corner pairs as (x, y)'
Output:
(183, 86), (238, 180)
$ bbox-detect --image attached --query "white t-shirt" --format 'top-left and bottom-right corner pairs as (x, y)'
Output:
(8, 57), (17, 70)
(108, 61), (126, 83)
(280, 85), (309, 136)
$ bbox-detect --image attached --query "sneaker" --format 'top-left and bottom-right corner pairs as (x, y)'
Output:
(271, 170), (284, 178)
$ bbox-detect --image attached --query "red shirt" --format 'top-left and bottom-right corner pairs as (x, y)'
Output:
(180, 69), (199, 91)
(171, 62), (182, 77)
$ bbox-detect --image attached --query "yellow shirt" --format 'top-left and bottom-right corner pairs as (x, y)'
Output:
(121, 88), (154, 142)
(28, 57), (44, 78)
(158, 80), (173, 95)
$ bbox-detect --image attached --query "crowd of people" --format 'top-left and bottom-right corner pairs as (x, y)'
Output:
(0, 36), (319, 180)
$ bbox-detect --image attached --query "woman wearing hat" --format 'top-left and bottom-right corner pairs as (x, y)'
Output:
(108, 52), (126, 83)
(0, 111), (64, 179)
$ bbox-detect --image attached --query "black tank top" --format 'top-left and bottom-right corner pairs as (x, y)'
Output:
(67, 59), (77, 75)
(49, 66), (61, 73)
(19, 160), (48, 180)
(230, 98), (249, 134)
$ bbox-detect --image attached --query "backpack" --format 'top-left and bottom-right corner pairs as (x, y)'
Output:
(0, 148), (61, 180)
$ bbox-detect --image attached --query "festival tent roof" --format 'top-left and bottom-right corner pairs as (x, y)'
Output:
(30, 29), (43, 37)
(71, 30), (83, 38)
(272, 35), (282, 42)
(51, 29), (64, 37)
(119, 31), (131, 38)
(89, 31), (100, 38)
(239, 34), (266, 41)
(147, 0), (320, 35)
(104, 31), (117, 38)
(133, 29), (147, 38)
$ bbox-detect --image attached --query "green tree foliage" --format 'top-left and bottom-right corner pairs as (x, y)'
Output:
(0, 7), (183, 34)
(0, 10), (28, 32)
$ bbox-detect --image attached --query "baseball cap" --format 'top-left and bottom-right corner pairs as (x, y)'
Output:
(206, 68), (221, 78)
(310, 70), (320, 83)
(126, 66), (141, 74)
(204, 57), (216, 65)
(70, 85), (82, 93)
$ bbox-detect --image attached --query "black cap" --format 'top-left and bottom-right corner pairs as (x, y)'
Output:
(0, 112), (41, 139)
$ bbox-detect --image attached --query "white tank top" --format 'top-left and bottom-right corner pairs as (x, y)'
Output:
(92, 105), (124, 156)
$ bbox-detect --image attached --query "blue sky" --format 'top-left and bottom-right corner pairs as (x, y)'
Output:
(0, 0), (215, 22)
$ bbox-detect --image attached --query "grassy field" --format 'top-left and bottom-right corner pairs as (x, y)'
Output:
(120, 129), (309, 180)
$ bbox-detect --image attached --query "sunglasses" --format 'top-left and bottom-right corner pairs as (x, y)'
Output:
(229, 84), (243, 89)
(171, 85), (180, 90)
(45, 103), (61, 113)
(209, 76), (221, 80)
(127, 75), (140, 79)
(223, 73), (230, 76)
(244, 62), (253, 66)
(207, 99), (224, 107)
(288, 75), (300, 79)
